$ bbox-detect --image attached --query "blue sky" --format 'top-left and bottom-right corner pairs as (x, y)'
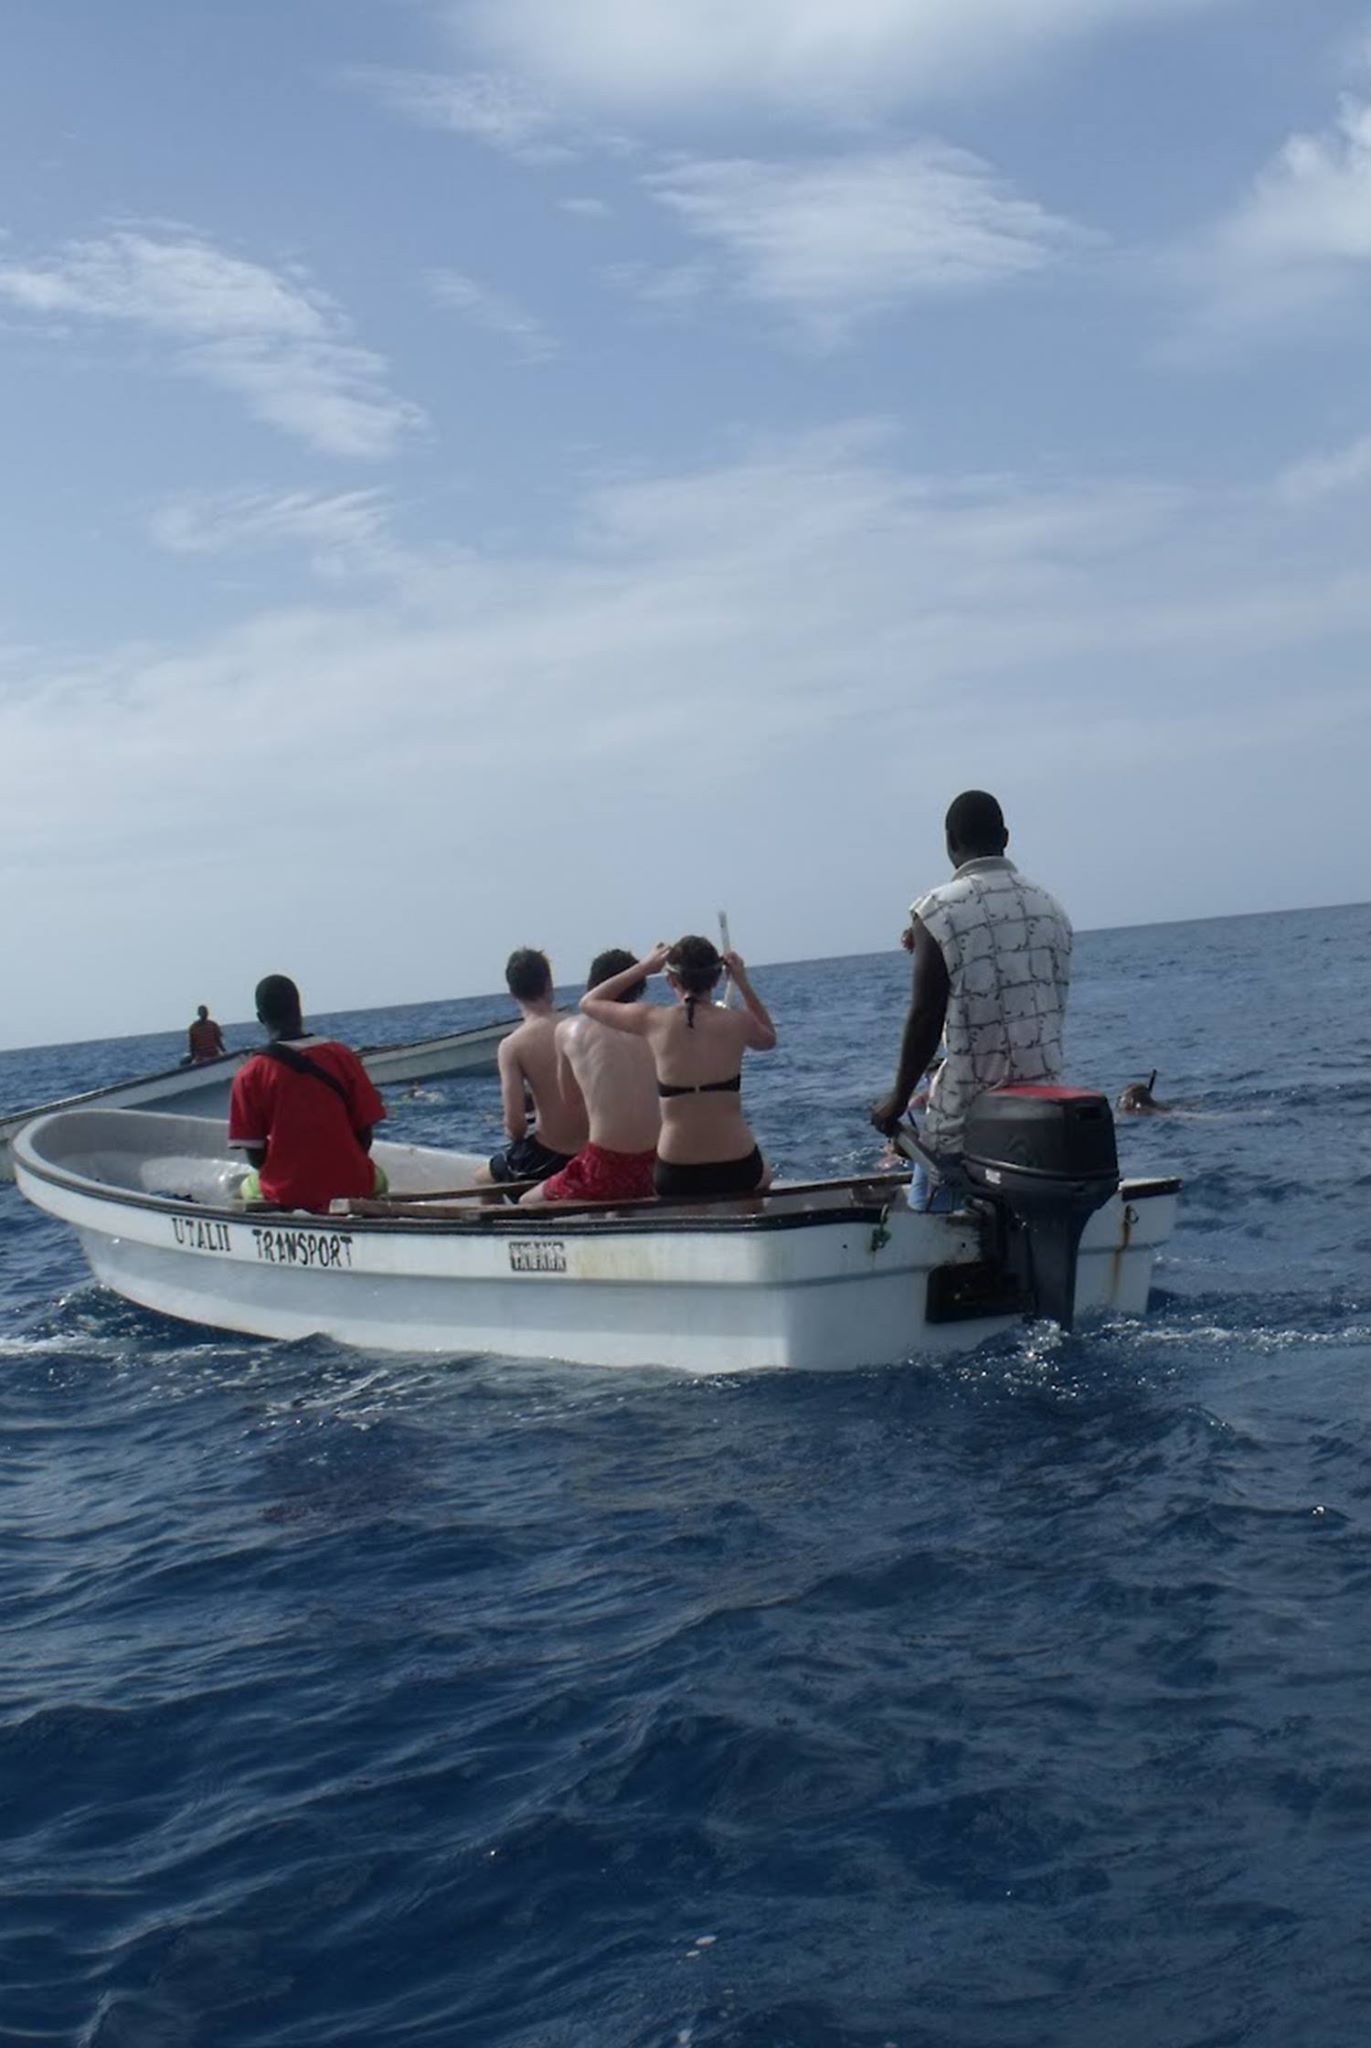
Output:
(1, 0), (1370, 1046)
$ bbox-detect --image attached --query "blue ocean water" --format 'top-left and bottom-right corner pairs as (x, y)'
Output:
(2, 904), (1370, 2048)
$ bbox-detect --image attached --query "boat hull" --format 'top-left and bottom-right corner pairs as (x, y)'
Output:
(359, 1021), (511, 1087)
(0, 1020), (514, 1180)
(13, 1111), (1179, 1374)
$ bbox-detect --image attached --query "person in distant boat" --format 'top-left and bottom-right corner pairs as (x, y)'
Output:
(872, 790), (1072, 1210)
(582, 937), (776, 1200)
(187, 1005), (226, 1063)
(1117, 1071), (1171, 1115)
(521, 949), (661, 1209)
(228, 975), (387, 1211)
(475, 949), (588, 1199)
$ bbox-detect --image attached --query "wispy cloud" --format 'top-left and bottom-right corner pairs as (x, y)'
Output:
(428, 268), (557, 359)
(1273, 433), (1371, 506)
(149, 487), (393, 561)
(601, 257), (715, 309)
(344, 66), (574, 164)
(346, 60), (643, 167)
(0, 229), (422, 456)
(454, 0), (1231, 114)
(644, 146), (1088, 340)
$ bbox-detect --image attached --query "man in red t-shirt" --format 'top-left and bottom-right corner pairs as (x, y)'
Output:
(228, 975), (387, 1211)
(187, 1005), (227, 1062)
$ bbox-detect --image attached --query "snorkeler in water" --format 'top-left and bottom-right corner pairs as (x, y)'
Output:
(1116, 1070), (1171, 1115)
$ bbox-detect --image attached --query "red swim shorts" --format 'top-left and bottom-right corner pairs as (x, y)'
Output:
(541, 1143), (657, 1205)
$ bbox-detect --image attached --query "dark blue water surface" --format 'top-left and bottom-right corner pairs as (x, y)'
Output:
(3, 905), (1370, 2048)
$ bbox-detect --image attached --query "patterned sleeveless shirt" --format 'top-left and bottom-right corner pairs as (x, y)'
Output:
(912, 856), (1072, 1158)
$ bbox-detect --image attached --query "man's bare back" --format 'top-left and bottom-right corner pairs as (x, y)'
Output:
(501, 1013), (588, 1156)
(556, 1014), (659, 1155)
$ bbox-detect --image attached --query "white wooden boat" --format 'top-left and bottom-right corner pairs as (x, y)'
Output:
(0, 1019), (513, 1182)
(12, 1104), (1181, 1374)
(357, 1018), (513, 1086)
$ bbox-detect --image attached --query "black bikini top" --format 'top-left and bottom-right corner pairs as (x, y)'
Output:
(658, 1073), (743, 1100)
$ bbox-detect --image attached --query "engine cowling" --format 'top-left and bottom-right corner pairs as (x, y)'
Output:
(956, 1086), (1119, 1330)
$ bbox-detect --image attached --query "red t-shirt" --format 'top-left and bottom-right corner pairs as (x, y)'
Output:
(188, 1018), (224, 1060)
(228, 1042), (386, 1212)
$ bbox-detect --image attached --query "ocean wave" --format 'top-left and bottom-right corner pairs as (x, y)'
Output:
(3, 908), (1371, 2046)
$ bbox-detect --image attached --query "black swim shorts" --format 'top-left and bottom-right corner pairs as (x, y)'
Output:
(652, 1147), (765, 1200)
(488, 1133), (574, 1199)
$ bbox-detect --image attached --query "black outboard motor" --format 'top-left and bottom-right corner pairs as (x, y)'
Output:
(958, 1087), (1119, 1330)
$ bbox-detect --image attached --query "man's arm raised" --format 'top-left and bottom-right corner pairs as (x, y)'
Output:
(580, 944), (670, 1033)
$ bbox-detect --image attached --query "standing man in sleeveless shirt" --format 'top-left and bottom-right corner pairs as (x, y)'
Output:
(871, 791), (1073, 1208)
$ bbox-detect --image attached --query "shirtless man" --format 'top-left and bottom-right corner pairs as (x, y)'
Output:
(475, 948), (588, 1199)
(521, 949), (660, 1208)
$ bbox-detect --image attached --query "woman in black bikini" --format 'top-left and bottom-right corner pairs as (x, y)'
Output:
(580, 936), (777, 1198)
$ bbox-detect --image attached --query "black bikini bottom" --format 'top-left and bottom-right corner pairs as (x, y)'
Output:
(653, 1147), (765, 1200)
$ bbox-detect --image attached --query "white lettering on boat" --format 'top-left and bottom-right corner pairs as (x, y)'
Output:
(171, 1215), (234, 1255)
(509, 1240), (567, 1274)
(251, 1226), (355, 1270)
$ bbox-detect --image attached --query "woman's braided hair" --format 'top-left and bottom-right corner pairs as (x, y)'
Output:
(667, 935), (723, 1029)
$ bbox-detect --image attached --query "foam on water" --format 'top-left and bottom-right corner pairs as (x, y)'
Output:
(2, 905), (1370, 2047)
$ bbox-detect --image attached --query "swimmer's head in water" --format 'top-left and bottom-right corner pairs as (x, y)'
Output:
(589, 948), (644, 1002)
(1117, 1070), (1166, 1114)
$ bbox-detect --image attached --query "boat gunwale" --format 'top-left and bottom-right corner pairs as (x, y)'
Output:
(13, 1131), (1183, 1243)
(13, 1145), (903, 1237)
(353, 1017), (512, 1057)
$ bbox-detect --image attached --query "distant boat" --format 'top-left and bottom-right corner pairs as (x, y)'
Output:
(0, 1018), (513, 1182)
(12, 1100), (1181, 1372)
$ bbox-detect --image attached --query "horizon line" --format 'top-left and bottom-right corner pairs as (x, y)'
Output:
(1, 893), (1366, 1061)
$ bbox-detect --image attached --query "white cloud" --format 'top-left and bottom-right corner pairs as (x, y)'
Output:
(0, 229), (421, 457)
(645, 146), (1086, 338)
(3, 425), (1370, 1044)
(1223, 96), (1371, 266)
(1177, 94), (1371, 347)
(559, 196), (612, 220)
(428, 268), (557, 358)
(453, 0), (1229, 114)
(149, 487), (392, 559)
(1273, 434), (1371, 505)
